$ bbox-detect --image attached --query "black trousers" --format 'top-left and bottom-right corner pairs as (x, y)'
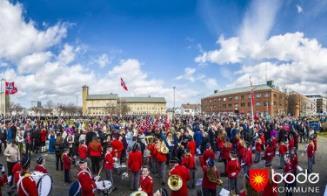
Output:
(7, 161), (17, 185)
(64, 169), (71, 183)
(90, 156), (100, 174)
(202, 188), (216, 196)
(56, 153), (63, 170)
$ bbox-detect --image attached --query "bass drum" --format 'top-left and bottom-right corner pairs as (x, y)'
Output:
(31, 172), (53, 196)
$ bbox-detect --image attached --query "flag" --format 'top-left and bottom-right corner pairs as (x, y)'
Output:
(120, 77), (128, 91)
(5, 81), (17, 95)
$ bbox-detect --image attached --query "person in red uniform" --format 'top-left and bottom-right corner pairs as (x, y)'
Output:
(181, 149), (196, 188)
(265, 141), (275, 167)
(154, 139), (167, 185)
(77, 160), (97, 196)
(78, 140), (88, 160)
(104, 146), (116, 191)
(62, 148), (72, 183)
(279, 141), (288, 169)
(187, 138), (196, 156)
(243, 145), (252, 177)
(284, 158), (295, 196)
(139, 167), (153, 196)
(34, 156), (48, 173)
(313, 134), (317, 164)
(12, 162), (22, 185)
(169, 158), (190, 196)
(147, 139), (157, 174)
(111, 136), (124, 164)
(307, 138), (315, 173)
(40, 128), (47, 152)
(254, 138), (262, 163)
(203, 144), (215, 164)
(88, 137), (102, 174)
(226, 152), (241, 194)
(17, 156), (38, 196)
(128, 143), (143, 191)
(0, 164), (8, 196)
(202, 159), (221, 196)
(221, 141), (232, 175)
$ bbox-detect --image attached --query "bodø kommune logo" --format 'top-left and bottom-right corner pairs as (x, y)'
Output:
(249, 168), (320, 193)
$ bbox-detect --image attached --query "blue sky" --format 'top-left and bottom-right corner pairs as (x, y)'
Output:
(1, 0), (327, 107)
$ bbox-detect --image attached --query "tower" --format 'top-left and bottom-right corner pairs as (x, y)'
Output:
(82, 85), (89, 115)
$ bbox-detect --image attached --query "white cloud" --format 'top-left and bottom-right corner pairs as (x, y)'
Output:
(195, 0), (326, 95)
(176, 67), (196, 81)
(296, 4), (303, 13)
(0, 0), (67, 62)
(96, 54), (110, 68)
(18, 52), (52, 74)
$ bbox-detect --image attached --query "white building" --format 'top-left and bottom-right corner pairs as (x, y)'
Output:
(306, 95), (327, 114)
(180, 103), (201, 116)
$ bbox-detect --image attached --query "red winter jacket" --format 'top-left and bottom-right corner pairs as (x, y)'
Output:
(226, 159), (241, 179)
(128, 150), (143, 172)
(169, 164), (190, 196)
(181, 154), (195, 169)
(307, 143), (314, 158)
(62, 153), (71, 170)
(140, 175), (153, 196)
(279, 144), (287, 155)
(17, 174), (38, 196)
(104, 152), (114, 170)
(187, 140), (196, 155)
(78, 144), (88, 159)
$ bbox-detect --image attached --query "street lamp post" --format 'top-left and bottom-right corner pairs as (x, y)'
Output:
(173, 86), (176, 121)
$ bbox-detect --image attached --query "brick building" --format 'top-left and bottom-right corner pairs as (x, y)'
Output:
(201, 81), (288, 116)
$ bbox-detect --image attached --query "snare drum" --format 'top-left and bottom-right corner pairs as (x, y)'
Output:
(96, 180), (112, 191)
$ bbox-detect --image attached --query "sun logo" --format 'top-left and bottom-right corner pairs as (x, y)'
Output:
(249, 168), (269, 192)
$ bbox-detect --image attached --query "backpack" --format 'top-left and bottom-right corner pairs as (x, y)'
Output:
(69, 180), (81, 196)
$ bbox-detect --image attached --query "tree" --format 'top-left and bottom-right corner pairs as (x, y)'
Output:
(8, 102), (24, 114)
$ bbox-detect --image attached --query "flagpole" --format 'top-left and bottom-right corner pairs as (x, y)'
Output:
(0, 79), (2, 116)
(249, 77), (254, 121)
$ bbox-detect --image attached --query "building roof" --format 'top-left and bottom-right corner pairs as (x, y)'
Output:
(206, 84), (277, 98)
(87, 94), (118, 100)
(181, 103), (201, 110)
(120, 97), (166, 103)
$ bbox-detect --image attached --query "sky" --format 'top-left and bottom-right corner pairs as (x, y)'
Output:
(0, 0), (327, 107)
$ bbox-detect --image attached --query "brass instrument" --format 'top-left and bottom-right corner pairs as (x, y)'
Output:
(207, 167), (223, 186)
(156, 141), (169, 154)
(145, 135), (154, 145)
(130, 191), (147, 196)
(167, 174), (183, 191)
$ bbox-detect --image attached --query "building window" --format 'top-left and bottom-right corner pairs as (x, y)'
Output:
(223, 104), (226, 108)
(264, 93), (269, 97)
(256, 102), (261, 106)
(241, 103), (245, 107)
(228, 97), (233, 101)
(248, 102), (251, 107)
(228, 104), (232, 108)
(263, 102), (268, 106)
(223, 97), (226, 101)
(241, 95), (245, 100)
(235, 96), (239, 100)
(256, 93), (261, 98)
(235, 104), (239, 108)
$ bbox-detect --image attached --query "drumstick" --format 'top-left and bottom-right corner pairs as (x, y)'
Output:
(97, 166), (103, 177)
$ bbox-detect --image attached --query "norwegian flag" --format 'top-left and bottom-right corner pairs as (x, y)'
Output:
(5, 81), (17, 95)
(120, 77), (128, 91)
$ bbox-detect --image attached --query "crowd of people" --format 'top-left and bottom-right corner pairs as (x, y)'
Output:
(0, 113), (323, 196)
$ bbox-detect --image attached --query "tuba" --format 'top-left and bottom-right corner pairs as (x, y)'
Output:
(156, 141), (169, 154)
(130, 191), (147, 196)
(167, 174), (183, 191)
(207, 167), (223, 186)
